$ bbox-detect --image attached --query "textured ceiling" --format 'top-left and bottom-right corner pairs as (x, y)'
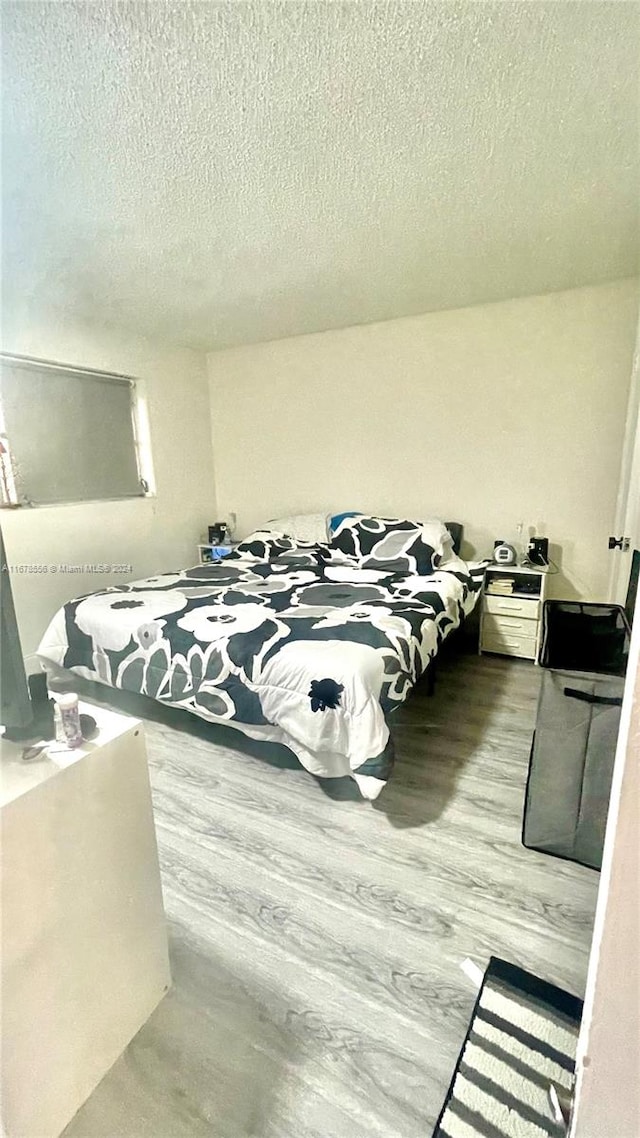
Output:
(2, 1), (639, 352)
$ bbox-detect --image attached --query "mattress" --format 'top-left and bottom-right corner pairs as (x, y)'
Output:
(38, 544), (484, 799)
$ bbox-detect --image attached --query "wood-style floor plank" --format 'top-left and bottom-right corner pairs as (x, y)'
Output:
(62, 652), (598, 1138)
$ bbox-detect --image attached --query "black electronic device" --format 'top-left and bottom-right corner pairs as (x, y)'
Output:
(513, 575), (543, 596)
(527, 537), (549, 567)
(625, 549), (639, 630)
(27, 673), (55, 739)
(208, 522), (228, 545)
(1, 524), (33, 738)
(0, 525), (54, 742)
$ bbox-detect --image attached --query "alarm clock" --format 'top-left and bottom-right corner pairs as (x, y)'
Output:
(493, 540), (517, 566)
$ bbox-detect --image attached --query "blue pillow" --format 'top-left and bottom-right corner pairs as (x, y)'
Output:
(328, 511), (362, 534)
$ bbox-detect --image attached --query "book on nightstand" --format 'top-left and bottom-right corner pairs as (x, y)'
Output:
(486, 578), (515, 595)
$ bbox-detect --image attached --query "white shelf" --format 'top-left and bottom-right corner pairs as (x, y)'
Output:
(486, 562), (549, 575)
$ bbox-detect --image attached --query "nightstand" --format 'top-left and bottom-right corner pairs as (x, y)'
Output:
(197, 543), (235, 564)
(479, 565), (549, 662)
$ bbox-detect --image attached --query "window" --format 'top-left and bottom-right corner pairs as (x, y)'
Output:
(0, 354), (151, 507)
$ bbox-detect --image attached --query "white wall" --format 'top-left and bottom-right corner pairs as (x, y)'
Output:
(1, 309), (217, 657)
(208, 279), (639, 600)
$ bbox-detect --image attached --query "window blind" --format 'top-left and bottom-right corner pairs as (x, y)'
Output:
(0, 355), (145, 505)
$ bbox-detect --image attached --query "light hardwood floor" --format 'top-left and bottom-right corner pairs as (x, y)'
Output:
(62, 651), (599, 1138)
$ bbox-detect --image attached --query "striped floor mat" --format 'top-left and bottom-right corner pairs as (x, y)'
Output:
(433, 957), (582, 1138)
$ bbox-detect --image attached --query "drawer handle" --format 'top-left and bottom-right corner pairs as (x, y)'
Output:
(563, 687), (623, 707)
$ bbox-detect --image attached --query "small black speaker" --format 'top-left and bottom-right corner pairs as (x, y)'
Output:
(208, 523), (227, 544)
(527, 537), (549, 566)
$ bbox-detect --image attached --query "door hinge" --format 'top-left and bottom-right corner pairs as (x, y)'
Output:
(608, 535), (630, 552)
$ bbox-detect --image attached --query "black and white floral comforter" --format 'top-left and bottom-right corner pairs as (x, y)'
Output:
(38, 542), (484, 799)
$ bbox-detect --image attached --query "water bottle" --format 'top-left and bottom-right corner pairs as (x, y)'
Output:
(58, 693), (83, 748)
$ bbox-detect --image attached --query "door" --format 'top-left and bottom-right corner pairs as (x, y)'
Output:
(570, 318), (640, 1135)
(568, 602), (639, 1137)
(609, 326), (640, 606)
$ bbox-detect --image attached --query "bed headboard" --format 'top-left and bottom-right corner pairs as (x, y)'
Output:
(265, 511), (464, 556)
(445, 522), (463, 556)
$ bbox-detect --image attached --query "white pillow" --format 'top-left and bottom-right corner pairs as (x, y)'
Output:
(421, 518), (457, 562)
(266, 512), (329, 543)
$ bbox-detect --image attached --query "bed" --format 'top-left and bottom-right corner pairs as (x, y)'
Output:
(38, 515), (484, 799)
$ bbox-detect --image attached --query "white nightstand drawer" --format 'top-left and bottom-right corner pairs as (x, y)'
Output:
(483, 614), (539, 639)
(483, 631), (538, 660)
(483, 594), (540, 620)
